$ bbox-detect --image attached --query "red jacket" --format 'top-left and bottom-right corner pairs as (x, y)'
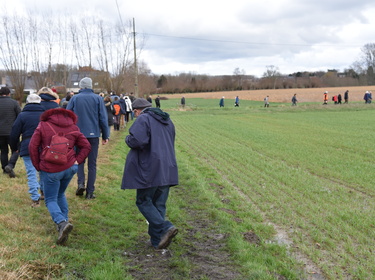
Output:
(29, 108), (91, 173)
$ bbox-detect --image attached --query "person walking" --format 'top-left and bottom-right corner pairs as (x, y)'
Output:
(337, 93), (342, 104)
(104, 96), (115, 128)
(124, 96), (133, 124)
(234, 96), (239, 107)
(66, 77), (110, 199)
(29, 108), (91, 245)
(344, 90), (349, 104)
(292, 94), (297, 106)
(10, 94), (45, 207)
(155, 95), (161, 108)
(181, 96), (185, 108)
(0, 86), (21, 178)
(37, 87), (60, 111)
(121, 98), (179, 250)
(264, 96), (269, 107)
(323, 91), (328, 105)
(219, 96), (225, 107)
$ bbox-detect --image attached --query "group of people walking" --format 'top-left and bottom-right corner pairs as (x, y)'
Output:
(0, 77), (179, 250)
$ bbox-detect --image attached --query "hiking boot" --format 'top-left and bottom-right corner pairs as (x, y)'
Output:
(4, 165), (15, 178)
(157, 226), (178, 249)
(85, 192), (96, 200)
(75, 184), (85, 196)
(56, 221), (73, 245)
(31, 199), (40, 208)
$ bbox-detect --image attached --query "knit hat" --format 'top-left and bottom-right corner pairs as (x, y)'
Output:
(79, 77), (92, 89)
(26, 93), (41, 104)
(132, 98), (152, 109)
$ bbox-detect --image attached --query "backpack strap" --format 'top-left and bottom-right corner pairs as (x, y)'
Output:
(44, 121), (78, 136)
(44, 122), (56, 134)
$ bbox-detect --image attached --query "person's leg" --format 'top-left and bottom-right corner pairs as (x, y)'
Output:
(85, 138), (99, 197)
(42, 170), (67, 224)
(136, 187), (173, 247)
(76, 144), (86, 195)
(0, 136), (9, 171)
(57, 165), (78, 220)
(22, 156), (41, 202)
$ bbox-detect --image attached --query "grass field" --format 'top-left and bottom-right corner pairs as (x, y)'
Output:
(1, 95), (374, 279)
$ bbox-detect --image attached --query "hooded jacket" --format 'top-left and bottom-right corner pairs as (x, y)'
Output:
(10, 103), (45, 156)
(121, 108), (178, 189)
(29, 108), (91, 173)
(38, 90), (60, 111)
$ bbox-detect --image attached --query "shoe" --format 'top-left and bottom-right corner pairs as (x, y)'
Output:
(75, 184), (86, 196)
(4, 165), (15, 178)
(85, 193), (96, 200)
(31, 200), (40, 208)
(157, 226), (178, 249)
(56, 221), (73, 245)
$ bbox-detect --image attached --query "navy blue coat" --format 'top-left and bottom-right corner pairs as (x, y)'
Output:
(121, 108), (178, 189)
(10, 103), (45, 157)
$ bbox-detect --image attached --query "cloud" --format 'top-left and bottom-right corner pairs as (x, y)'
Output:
(4, 0), (375, 77)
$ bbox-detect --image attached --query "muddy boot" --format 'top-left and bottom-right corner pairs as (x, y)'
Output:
(56, 221), (73, 245)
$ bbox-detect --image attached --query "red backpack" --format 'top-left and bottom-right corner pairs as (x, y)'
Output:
(42, 122), (75, 165)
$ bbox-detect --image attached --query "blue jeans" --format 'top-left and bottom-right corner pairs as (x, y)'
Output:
(22, 156), (41, 201)
(41, 165), (78, 224)
(136, 186), (173, 247)
(77, 137), (99, 194)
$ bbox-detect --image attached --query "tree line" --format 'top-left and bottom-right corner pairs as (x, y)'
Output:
(1, 13), (374, 103)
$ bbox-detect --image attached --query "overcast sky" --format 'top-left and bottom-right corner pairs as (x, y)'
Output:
(6, 0), (375, 77)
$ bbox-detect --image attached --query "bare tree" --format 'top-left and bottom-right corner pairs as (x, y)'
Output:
(263, 65), (281, 89)
(233, 67), (246, 89)
(96, 19), (134, 94)
(0, 14), (30, 104)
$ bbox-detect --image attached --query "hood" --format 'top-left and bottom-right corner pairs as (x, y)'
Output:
(22, 103), (45, 112)
(143, 108), (170, 124)
(40, 108), (78, 128)
(39, 92), (59, 101)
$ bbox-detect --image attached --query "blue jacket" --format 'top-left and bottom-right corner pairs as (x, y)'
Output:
(121, 108), (178, 189)
(10, 103), (45, 156)
(66, 88), (110, 139)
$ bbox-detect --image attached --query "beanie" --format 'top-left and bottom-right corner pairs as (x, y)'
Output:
(79, 77), (92, 89)
(26, 93), (41, 104)
(132, 98), (152, 109)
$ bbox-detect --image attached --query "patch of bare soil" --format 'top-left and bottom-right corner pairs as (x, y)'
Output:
(123, 208), (245, 280)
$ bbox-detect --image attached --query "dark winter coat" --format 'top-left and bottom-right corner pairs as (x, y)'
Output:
(121, 108), (178, 189)
(10, 103), (45, 157)
(119, 98), (127, 114)
(66, 88), (110, 140)
(105, 101), (115, 126)
(0, 96), (21, 136)
(29, 108), (91, 173)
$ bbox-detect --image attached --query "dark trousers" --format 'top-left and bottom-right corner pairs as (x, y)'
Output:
(136, 186), (173, 247)
(0, 136), (19, 171)
(77, 137), (99, 194)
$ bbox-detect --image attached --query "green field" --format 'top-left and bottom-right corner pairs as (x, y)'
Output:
(1, 98), (374, 279)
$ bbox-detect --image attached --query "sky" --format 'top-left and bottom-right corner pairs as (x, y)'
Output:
(5, 0), (375, 77)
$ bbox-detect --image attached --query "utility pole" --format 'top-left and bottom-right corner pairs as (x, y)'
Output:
(133, 18), (139, 97)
